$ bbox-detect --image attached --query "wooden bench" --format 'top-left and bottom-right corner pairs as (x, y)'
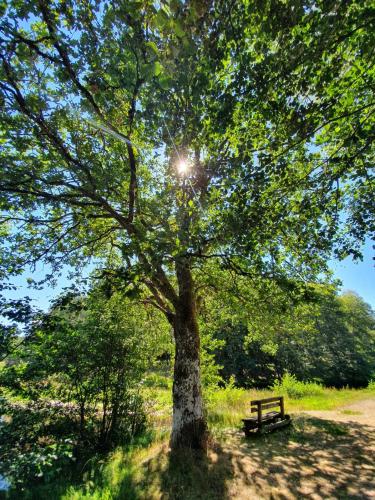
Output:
(242, 396), (291, 436)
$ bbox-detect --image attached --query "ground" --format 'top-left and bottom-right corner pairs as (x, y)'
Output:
(303, 398), (375, 427)
(135, 398), (375, 500)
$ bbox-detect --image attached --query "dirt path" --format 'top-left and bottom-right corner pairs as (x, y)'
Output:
(140, 398), (375, 499)
(300, 398), (375, 427)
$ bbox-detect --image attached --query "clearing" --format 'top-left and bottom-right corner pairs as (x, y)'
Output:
(126, 397), (375, 500)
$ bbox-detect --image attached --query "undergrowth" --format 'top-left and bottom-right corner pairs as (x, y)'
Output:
(272, 373), (324, 399)
(1, 377), (374, 497)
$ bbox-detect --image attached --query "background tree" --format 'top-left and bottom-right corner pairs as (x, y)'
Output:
(208, 283), (375, 388)
(0, 0), (374, 450)
(0, 287), (170, 452)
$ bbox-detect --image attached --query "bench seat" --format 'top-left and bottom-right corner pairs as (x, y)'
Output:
(242, 411), (280, 423)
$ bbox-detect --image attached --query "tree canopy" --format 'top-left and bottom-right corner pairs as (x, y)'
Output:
(1, 0), (374, 283)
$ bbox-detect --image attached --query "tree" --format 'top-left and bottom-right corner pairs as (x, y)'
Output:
(209, 284), (375, 388)
(1, 287), (170, 451)
(0, 1), (374, 450)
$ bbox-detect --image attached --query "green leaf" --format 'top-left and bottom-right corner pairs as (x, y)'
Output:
(158, 74), (173, 90)
(145, 41), (159, 57)
(153, 61), (163, 77)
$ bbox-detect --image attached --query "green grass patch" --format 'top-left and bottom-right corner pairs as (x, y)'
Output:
(13, 414), (360, 499)
(205, 385), (374, 432)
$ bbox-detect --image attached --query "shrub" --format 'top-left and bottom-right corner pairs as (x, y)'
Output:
(205, 376), (247, 412)
(0, 290), (164, 489)
(273, 373), (324, 399)
(367, 379), (375, 391)
(143, 373), (172, 389)
(0, 398), (76, 488)
(3, 441), (75, 487)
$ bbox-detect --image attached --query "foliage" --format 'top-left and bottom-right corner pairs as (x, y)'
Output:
(205, 377), (248, 429)
(0, 0), (374, 451)
(143, 373), (172, 390)
(200, 326), (224, 392)
(0, 397), (76, 488)
(207, 283), (375, 388)
(0, 288), (171, 488)
(272, 373), (324, 399)
(0, 296), (38, 360)
(273, 291), (375, 388)
(0, 0), (373, 352)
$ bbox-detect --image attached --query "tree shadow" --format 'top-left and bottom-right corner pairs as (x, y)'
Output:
(222, 415), (375, 499)
(120, 415), (375, 499)
(12, 415), (374, 499)
(115, 440), (236, 499)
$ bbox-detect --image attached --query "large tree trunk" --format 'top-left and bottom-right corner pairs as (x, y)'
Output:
(170, 259), (208, 451)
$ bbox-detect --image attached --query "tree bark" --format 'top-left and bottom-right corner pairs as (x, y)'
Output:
(170, 258), (208, 451)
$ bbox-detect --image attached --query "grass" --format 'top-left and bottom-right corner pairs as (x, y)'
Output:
(340, 409), (362, 415)
(205, 383), (375, 432)
(142, 377), (375, 433)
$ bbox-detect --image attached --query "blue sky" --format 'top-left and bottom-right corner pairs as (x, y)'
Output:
(329, 238), (374, 307)
(3, 238), (374, 312)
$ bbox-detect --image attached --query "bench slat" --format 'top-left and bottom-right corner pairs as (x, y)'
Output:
(264, 416), (291, 432)
(262, 401), (282, 410)
(244, 411), (279, 422)
(261, 411), (279, 421)
(251, 396), (282, 405)
(251, 401), (281, 412)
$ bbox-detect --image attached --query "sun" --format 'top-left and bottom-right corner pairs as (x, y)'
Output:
(177, 159), (189, 175)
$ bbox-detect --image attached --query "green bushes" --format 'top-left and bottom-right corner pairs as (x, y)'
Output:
(205, 377), (250, 429)
(143, 373), (172, 389)
(0, 289), (170, 490)
(273, 373), (324, 399)
(0, 398), (76, 487)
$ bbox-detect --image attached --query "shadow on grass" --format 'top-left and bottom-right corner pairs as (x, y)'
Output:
(5, 416), (375, 499)
(126, 441), (236, 500)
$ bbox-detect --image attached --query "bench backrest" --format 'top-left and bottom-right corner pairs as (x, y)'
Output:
(250, 396), (285, 422)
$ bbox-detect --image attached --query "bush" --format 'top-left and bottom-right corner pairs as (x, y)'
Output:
(367, 379), (375, 391)
(0, 289), (165, 489)
(273, 373), (324, 399)
(0, 398), (76, 488)
(3, 441), (75, 488)
(143, 373), (172, 389)
(205, 377), (247, 411)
